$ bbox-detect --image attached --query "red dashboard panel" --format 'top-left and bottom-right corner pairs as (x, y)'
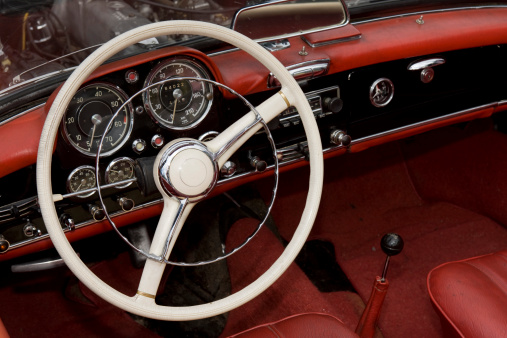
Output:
(213, 8), (507, 96)
(0, 106), (47, 178)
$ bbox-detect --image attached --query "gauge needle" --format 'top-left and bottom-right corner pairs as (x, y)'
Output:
(172, 98), (178, 124)
(88, 114), (103, 151)
(171, 89), (183, 124)
(75, 178), (86, 192)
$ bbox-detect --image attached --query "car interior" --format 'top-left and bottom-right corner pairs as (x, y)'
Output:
(1, 0), (507, 337)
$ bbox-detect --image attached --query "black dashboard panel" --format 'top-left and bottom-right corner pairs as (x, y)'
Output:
(1, 43), (507, 256)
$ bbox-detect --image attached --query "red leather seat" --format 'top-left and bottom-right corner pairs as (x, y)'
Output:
(0, 317), (9, 338)
(229, 313), (359, 338)
(427, 250), (507, 337)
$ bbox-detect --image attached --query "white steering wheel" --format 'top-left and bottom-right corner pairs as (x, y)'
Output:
(37, 21), (323, 321)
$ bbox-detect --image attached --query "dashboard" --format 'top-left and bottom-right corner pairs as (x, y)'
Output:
(2, 7), (507, 261)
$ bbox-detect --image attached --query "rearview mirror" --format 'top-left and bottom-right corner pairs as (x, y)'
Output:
(232, 0), (349, 42)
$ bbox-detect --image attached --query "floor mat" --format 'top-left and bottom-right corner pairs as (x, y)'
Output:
(220, 218), (364, 336)
(258, 129), (507, 338)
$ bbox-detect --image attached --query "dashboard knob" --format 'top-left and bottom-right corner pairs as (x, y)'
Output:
(89, 204), (106, 221)
(23, 222), (41, 237)
(59, 213), (75, 231)
(0, 236), (10, 253)
(324, 97), (343, 113)
(220, 161), (237, 177)
(330, 129), (352, 146)
(250, 156), (267, 172)
(118, 197), (135, 211)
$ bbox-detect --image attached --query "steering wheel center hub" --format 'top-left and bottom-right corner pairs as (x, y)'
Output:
(158, 140), (218, 199)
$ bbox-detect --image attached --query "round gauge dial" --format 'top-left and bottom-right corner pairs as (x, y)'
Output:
(66, 165), (97, 198)
(143, 58), (213, 130)
(105, 157), (135, 189)
(369, 78), (394, 107)
(63, 83), (134, 157)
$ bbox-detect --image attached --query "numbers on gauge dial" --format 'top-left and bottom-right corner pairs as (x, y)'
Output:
(63, 83), (134, 157)
(144, 59), (213, 130)
(105, 157), (135, 189)
(66, 165), (97, 198)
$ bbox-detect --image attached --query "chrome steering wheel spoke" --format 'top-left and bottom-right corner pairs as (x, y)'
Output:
(206, 91), (291, 168)
(136, 197), (193, 300)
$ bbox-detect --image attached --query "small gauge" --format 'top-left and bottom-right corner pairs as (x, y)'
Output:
(66, 165), (97, 198)
(105, 157), (135, 189)
(369, 78), (394, 107)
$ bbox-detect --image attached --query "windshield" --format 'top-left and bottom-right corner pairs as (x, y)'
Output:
(0, 0), (504, 103)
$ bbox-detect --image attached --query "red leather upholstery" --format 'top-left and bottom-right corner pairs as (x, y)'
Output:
(229, 313), (359, 338)
(0, 317), (9, 338)
(427, 250), (507, 337)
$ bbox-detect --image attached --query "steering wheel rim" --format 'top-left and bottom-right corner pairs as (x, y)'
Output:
(37, 21), (324, 321)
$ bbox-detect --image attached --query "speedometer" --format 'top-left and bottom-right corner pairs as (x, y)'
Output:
(143, 57), (213, 130)
(63, 83), (134, 157)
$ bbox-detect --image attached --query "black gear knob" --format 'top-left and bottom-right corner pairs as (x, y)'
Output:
(381, 233), (404, 257)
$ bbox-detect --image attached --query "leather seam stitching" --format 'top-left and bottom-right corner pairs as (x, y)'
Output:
(462, 260), (507, 299)
(267, 325), (282, 338)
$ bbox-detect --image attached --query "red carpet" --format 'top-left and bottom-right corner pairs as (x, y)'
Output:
(259, 119), (507, 337)
(221, 218), (364, 336)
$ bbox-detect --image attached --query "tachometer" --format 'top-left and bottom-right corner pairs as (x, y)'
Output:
(143, 57), (213, 130)
(63, 83), (134, 157)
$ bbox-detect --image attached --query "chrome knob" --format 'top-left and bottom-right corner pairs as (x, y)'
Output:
(0, 236), (10, 253)
(250, 156), (267, 172)
(220, 161), (237, 178)
(89, 204), (105, 221)
(59, 213), (75, 231)
(118, 197), (135, 211)
(330, 129), (351, 146)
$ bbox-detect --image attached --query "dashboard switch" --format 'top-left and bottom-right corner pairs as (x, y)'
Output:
(220, 161), (237, 178)
(0, 236), (9, 253)
(151, 134), (165, 149)
(330, 129), (352, 147)
(324, 97), (343, 113)
(23, 222), (41, 237)
(132, 139), (146, 154)
(59, 213), (75, 231)
(117, 197), (135, 211)
(89, 204), (106, 221)
(250, 156), (267, 172)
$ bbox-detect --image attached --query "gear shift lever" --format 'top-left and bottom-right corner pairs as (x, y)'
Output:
(356, 233), (404, 338)
(380, 233), (404, 282)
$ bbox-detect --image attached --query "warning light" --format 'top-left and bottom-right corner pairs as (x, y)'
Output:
(125, 70), (139, 84)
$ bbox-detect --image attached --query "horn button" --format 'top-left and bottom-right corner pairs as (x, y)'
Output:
(158, 141), (218, 199)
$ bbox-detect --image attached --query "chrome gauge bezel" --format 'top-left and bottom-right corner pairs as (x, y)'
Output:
(369, 77), (395, 108)
(105, 157), (136, 189)
(143, 57), (213, 130)
(62, 82), (135, 157)
(66, 165), (97, 198)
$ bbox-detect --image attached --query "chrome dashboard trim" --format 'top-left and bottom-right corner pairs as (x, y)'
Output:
(0, 103), (45, 127)
(301, 34), (361, 48)
(219, 100), (507, 184)
(7, 197), (164, 252)
(6, 100), (507, 253)
(268, 59), (330, 88)
(408, 58), (446, 71)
